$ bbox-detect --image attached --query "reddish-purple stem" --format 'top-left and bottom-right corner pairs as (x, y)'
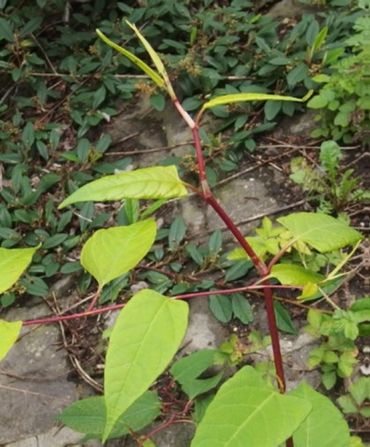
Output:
(21, 284), (298, 327)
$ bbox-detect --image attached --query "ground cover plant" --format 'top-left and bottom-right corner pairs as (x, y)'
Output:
(0, 1), (368, 446)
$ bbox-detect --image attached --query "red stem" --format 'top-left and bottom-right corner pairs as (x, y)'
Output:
(205, 194), (268, 276)
(21, 284), (299, 327)
(262, 285), (286, 392)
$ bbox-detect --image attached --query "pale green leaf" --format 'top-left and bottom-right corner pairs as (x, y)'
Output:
(103, 289), (188, 440)
(59, 166), (187, 208)
(96, 29), (164, 88)
(0, 320), (22, 361)
(81, 220), (156, 288)
(200, 91), (312, 118)
(300, 282), (319, 300)
(270, 264), (324, 286)
(227, 236), (267, 261)
(58, 391), (160, 439)
(291, 382), (350, 447)
(278, 213), (362, 253)
(191, 366), (311, 447)
(126, 21), (175, 98)
(0, 245), (39, 294)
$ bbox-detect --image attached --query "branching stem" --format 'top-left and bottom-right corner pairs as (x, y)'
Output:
(172, 97), (287, 395)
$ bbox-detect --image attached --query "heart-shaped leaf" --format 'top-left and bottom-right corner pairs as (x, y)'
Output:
(191, 366), (311, 447)
(81, 220), (156, 288)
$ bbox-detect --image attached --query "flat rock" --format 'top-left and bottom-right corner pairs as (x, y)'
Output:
(0, 303), (78, 444)
(4, 427), (83, 447)
(182, 297), (228, 352)
(268, 0), (318, 18)
(123, 423), (195, 447)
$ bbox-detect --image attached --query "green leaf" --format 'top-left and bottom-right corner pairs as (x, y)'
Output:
(170, 349), (223, 399)
(186, 243), (204, 265)
(208, 230), (222, 255)
(81, 220), (156, 288)
(277, 213), (362, 253)
(191, 366), (311, 447)
(0, 18), (14, 42)
(291, 382), (350, 447)
(59, 166), (187, 208)
(150, 93), (166, 111)
(264, 100), (281, 120)
(168, 216), (186, 250)
(274, 302), (297, 335)
(231, 294), (253, 324)
(270, 264), (324, 286)
(96, 29), (164, 89)
(209, 295), (233, 323)
(58, 391), (160, 440)
(287, 63), (309, 88)
(224, 260), (252, 282)
(0, 320), (22, 361)
(0, 245), (39, 294)
(103, 289), (188, 440)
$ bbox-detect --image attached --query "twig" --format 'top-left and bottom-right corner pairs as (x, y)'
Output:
(0, 383), (72, 402)
(31, 33), (57, 74)
(108, 141), (193, 156)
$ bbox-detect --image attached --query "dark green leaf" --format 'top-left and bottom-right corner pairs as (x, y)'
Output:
(231, 294), (253, 324)
(274, 302), (297, 335)
(0, 18), (13, 42)
(170, 349), (223, 399)
(209, 294), (232, 323)
(225, 260), (252, 282)
(168, 216), (186, 250)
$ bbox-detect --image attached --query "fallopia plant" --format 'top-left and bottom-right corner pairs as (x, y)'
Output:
(0, 22), (365, 447)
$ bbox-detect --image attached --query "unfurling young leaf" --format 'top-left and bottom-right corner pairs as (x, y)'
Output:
(126, 21), (176, 99)
(96, 29), (164, 89)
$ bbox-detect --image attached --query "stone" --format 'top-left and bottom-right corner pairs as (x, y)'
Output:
(182, 297), (228, 352)
(3, 427), (85, 447)
(0, 303), (79, 444)
(123, 423), (195, 447)
(205, 168), (286, 236)
(268, 0), (318, 18)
